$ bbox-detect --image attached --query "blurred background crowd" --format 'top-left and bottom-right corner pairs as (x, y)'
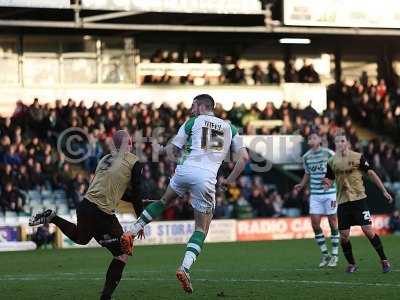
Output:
(1, 72), (400, 225)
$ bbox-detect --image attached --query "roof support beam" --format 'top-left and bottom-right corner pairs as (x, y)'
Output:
(0, 19), (400, 36)
(82, 11), (144, 23)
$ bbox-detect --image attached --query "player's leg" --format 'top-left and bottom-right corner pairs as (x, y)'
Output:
(339, 229), (357, 273)
(361, 225), (391, 273)
(29, 199), (94, 245)
(327, 214), (339, 267)
(311, 214), (330, 267)
(326, 195), (339, 267)
(177, 209), (212, 293)
(176, 173), (215, 293)
(100, 254), (128, 300)
(96, 215), (128, 300)
(181, 210), (212, 272)
(309, 195), (330, 267)
(128, 185), (179, 235)
(338, 203), (357, 273)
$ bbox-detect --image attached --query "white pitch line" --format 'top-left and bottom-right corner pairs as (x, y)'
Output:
(0, 275), (399, 288)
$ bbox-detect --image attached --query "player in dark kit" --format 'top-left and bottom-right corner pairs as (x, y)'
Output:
(29, 130), (144, 300)
(323, 130), (393, 274)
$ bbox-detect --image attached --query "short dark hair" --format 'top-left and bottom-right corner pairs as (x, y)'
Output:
(334, 128), (348, 140)
(309, 125), (320, 136)
(193, 94), (215, 111)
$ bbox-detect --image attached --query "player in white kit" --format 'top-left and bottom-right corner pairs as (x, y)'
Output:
(294, 131), (339, 268)
(122, 94), (249, 293)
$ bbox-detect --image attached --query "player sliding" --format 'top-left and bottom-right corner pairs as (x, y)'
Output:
(294, 130), (339, 268)
(323, 130), (392, 273)
(123, 94), (249, 293)
(29, 130), (144, 300)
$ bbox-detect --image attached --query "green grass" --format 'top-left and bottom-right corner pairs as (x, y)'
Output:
(1, 236), (399, 299)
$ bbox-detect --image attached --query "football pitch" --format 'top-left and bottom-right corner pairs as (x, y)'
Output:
(1, 236), (399, 299)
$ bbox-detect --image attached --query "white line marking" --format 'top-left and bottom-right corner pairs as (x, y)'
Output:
(0, 275), (399, 288)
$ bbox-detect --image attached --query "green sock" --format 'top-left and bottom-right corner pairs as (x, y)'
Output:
(315, 230), (329, 255)
(140, 200), (166, 224)
(182, 231), (206, 271)
(131, 201), (166, 235)
(331, 229), (340, 256)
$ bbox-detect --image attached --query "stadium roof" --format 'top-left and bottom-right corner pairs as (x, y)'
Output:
(1, 4), (400, 37)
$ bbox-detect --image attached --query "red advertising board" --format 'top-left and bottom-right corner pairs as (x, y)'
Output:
(237, 215), (390, 241)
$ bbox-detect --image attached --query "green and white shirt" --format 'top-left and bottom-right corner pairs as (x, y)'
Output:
(171, 114), (243, 177)
(303, 147), (336, 195)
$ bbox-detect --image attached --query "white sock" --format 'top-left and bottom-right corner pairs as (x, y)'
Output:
(181, 251), (197, 271)
(129, 219), (146, 235)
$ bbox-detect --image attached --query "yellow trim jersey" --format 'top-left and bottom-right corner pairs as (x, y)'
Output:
(85, 152), (142, 215)
(327, 150), (372, 205)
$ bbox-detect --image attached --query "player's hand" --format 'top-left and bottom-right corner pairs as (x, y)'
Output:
(137, 229), (146, 240)
(383, 191), (393, 204)
(322, 178), (332, 191)
(293, 184), (304, 193)
(219, 178), (232, 192)
(152, 143), (165, 155)
(121, 232), (134, 256)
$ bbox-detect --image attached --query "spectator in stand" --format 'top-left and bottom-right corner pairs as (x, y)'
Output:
(284, 61), (298, 83)
(0, 182), (25, 213)
(214, 195), (230, 219)
(226, 62), (245, 84)
(267, 61), (281, 84)
(16, 165), (31, 190)
(389, 210), (400, 235)
(32, 224), (54, 249)
(298, 62), (320, 83)
(302, 101), (319, 122)
(31, 162), (46, 190)
(283, 189), (303, 217)
(71, 183), (86, 209)
(360, 71), (368, 87)
(150, 49), (163, 63)
(323, 101), (338, 121)
(1, 164), (15, 187)
(189, 50), (204, 63)
(392, 161), (400, 182)
(3, 145), (21, 166)
(0, 117), (14, 138)
(252, 65), (266, 84)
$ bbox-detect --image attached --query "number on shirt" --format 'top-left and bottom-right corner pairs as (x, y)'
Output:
(362, 210), (371, 221)
(201, 127), (224, 151)
(99, 155), (114, 171)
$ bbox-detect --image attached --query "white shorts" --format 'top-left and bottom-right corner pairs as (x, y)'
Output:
(169, 167), (216, 214)
(309, 194), (337, 215)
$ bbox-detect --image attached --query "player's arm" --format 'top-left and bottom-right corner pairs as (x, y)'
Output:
(121, 162), (144, 215)
(294, 173), (310, 192)
(360, 156), (393, 203)
(158, 121), (188, 161)
(322, 161), (335, 190)
(294, 157), (310, 192)
(221, 131), (249, 187)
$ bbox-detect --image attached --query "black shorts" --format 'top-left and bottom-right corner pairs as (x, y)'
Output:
(337, 198), (372, 230)
(76, 199), (124, 256)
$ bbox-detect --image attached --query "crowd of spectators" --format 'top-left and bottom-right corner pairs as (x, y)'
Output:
(0, 95), (399, 219)
(143, 49), (320, 85)
(330, 77), (400, 141)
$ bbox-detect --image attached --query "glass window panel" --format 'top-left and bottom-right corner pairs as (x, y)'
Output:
(23, 57), (59, 85)
(0, 55), (18, 84)
(63, 57), (97, 84)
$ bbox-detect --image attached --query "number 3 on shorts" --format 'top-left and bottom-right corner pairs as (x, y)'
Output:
(362, 210), (371, 221)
